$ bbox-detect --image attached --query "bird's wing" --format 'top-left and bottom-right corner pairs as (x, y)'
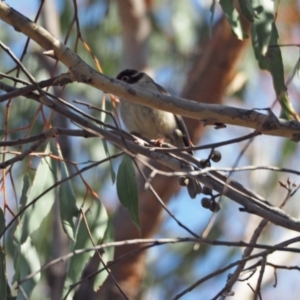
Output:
(153, 82), (193, 154)
(174, 114), (193, 154)
(153, 81), (168, 94)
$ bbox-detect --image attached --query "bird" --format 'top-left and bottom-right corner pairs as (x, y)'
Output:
(116, 69), (201, 198)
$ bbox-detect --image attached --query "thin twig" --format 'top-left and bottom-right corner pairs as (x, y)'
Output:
(253, 256), (266, 300)
(173, 235), (300, 299)
(0, 139), (45, 169)
(134, 159), (200, 238)
(19, 235), (300, 286)
(80, 208), (129, 300)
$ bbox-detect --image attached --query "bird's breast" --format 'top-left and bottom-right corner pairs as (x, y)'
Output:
(120, 100), (177, 141)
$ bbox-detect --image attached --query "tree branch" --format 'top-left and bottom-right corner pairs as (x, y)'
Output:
(0, 2), (300, 141)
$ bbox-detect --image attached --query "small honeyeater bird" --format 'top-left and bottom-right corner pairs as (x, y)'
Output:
(116, 69), (201, 198)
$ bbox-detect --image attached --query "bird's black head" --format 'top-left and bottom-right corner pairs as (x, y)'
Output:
(116, 69), (144, 84)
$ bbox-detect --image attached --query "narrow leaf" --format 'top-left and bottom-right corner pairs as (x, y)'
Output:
(100, 98), (116, 183)
(265, 25), (298, 120)
(116, 155), (140, 230)
(0, 246), (15, 299)
(209, 0), (217, 37)
(251, 0), (274, 55)
(64, 199), (109, 299)
(20, 142), (56, 243)
(102, 139), (116, 183)
(19, 175), (31, 209)
(252, 22), (299, 120)
(51, 141), (79, 241)
(0, 209), (9, 300)
(239, 0), (257, 22)
(59, 165), (78, 240)
(0, 207), (5, 236)
(0, 245), (7, 300)
(219, 0), (245, 40)
(93, 217), (114, 291)
(13, 235), (40, 300)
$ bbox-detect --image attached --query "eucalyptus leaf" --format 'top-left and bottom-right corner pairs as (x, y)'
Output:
(50, 141), (79, 241)
(19, 175), (31, 209)
(20, 142), (56, 244)
(64, 199), (109, 299)
(251, 0), (274, 55)
(116, 155), (140, 230)
(93, 217), (114, 291)
(0, 244), (7, 300)
(102, 139), (116, 183)
(0, 207), (5, 235)
(13, 236), (40, 300)
(219, 0), (245, 40)
(100, 99), (116, 184)
(0, 209), (7, 299)
(209, 0), (217, 37)
(252, 22), (297, 119)
(239, 0), (257, 22)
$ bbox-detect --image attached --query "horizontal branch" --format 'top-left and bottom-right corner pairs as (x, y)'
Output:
(1, 3), (300, 233)
(0, 2), (300, 141)
(1, 79), (299, 232)
(0, 127), (92, 147)
(0, 139), (45, 168)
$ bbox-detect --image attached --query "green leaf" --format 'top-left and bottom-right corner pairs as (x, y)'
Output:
(51, 141), (79, 241)
(59, 169), (78, 241)
(278, 91), (298, 120)
(209, 0), (217, 37)
(64, 199), (110, 299)
(0, 251), (15, 300)
(266, 25), (285, 94)
(219, 0), (245, 40)
(0, 247), (15, 299)
(13, 235), (40, 300)
(265, 25), (298, 120)
(251, 0), (274, 55)
(93, 217), (114, 291)
(0, 207), (5, 235)
(19, 175), (31, 209)
(239, 0), (257, 22)
(252, 22), (298, 120)
(9, 155), (54, 295)
(0, 245), (7, 300)
(20, 142), (56, 243)
(0, 208), (6, 299)
(100, 101), (116, 184)
(102, 139), (116, 183)
(116, 155), (140, 230)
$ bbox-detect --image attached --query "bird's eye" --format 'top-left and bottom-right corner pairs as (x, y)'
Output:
(122, 76), (129, 81)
